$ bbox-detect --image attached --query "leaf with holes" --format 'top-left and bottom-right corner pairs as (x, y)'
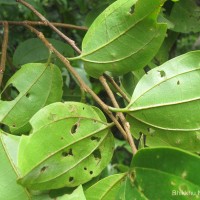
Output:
(17, 102), (114, 190)
(131, 147), (200, 199)
(0, 131), (31, 200)
(168, 0), (200, 33)
(78, 0), (167, 78)
(0, 63), (63, 134)
(123, 51), (200, 152)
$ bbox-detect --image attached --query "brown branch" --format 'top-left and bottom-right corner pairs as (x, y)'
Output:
(99, 76), (137, 155)
(0, 21), (88, 31)
(103, 73), (131, 103)
(25, 24), (129, 141)
(16, 0), (136, 154)
(0, 22), (9, 87)
(16, 0), (82, 54)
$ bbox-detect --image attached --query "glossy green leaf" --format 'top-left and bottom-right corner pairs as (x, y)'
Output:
(13, 38), (74, 67)
(18, 102), (114, 190)
(79, 0), (167, 78)
(85, 173), (127, 200)
(131, 147), (200, 199)
(0, 63), (63, 134)
(0, 131), (31, 200)
(125, 51), (200, 151)
(57, 185), (86, 200)
(169, 0), (200, 33)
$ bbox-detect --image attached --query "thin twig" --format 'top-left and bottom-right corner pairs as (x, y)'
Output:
(16, 0), (137, 154)
(99, 76), (137, 155)
(0, 22), (9, 87)
(25, 24), (128, 141)
(0, 21), (88, 31)
(16, 0), (82, 54)
(103, 73), (131, 103)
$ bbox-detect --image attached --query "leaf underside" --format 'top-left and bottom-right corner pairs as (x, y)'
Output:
(0, 63), (63, 134)
(18, 102), (114, 190)
(80, 0), (167, 78)
(126, 50), (200, 151)
(0, 132), (30, 200)
(131, 147), (200, 199)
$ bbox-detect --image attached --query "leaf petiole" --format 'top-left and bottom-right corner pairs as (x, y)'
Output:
(108, 106), (129, 113)
(67, 55), (82, 61)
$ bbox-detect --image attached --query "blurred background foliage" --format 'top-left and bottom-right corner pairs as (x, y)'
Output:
(0, 0), (200, 175)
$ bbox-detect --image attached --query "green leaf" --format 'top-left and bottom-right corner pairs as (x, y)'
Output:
(131, 147), (200, 199)
(79, 0), (167, 78)
(85, 4), (108, 27)
(120, 69), (146, 99)
(32, 194), (53, 200)
(155, 31), (179, 64)
(13, 38), (74, 67)
(0, 131), (31, 200)
(0, 63), (63, 134)
(57, 185), (86, 200)
(116, 175), (147, 200)
(125, 51), (200, 152)
(18, 102), (114, 190)
(85, 173), (127, 200)
(168, 0), (200, 33)
(0, 131), (59, 200)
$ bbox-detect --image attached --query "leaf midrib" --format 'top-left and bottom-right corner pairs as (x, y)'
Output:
(1, 64), (49, 124)
(82, 27), (162, 64)
(0, 134), (31, 199)
(31, 115), (110, 134)
(20, 123), (113, 180)
(129, 64), (200, 110)
(34, 133), (110, 185)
